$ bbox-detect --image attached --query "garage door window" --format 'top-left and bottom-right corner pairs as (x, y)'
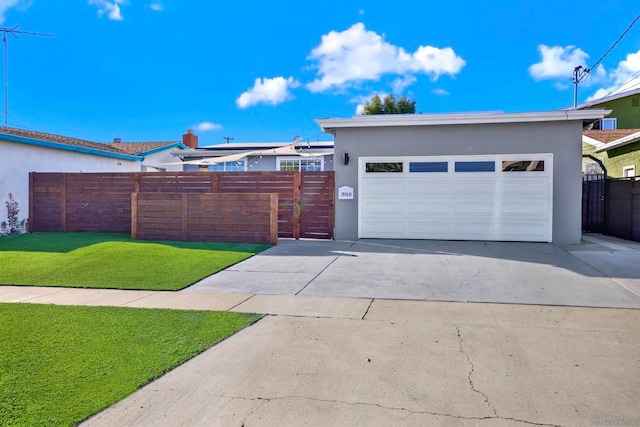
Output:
(409, 162), (448, 173)
(502, 161), (545, 172)
(455, 161), (495, 172)
(366, 162), (403, 173)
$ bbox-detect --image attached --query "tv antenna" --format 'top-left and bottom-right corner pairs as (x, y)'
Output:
(0, 25), (53, 126)
(223, 136), (234, 144)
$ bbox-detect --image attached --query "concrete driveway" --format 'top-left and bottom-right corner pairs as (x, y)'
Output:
(186, 235), (640, 309)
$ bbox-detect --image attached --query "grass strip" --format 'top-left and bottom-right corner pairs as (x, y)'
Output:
(0, 303), (261, 426)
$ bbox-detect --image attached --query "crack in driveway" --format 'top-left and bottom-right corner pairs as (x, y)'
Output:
(224, 394), (559, 426)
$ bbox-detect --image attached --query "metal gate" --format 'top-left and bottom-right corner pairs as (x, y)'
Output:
(582, 175), (605, 233)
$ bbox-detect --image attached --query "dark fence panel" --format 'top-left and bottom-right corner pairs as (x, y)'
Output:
(600, 177), (640, 242)
(582, 177), (605, 233)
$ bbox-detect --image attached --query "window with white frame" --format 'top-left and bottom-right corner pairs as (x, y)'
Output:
(207, 160), (247, 172)
(277, 157), (323, 171)
(623, 165), (635, 178)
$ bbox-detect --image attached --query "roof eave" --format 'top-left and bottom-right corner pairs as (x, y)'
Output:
(1, 133), (143, 161)
(316, 110), (611, 130)
(138, 142), (187, 156)
(594, 131), (640, 153)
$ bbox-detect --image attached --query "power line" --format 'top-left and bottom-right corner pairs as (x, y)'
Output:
(602, 69), (640, 98)
(589, 14), (640, 70)
(0, 25), (53, 126)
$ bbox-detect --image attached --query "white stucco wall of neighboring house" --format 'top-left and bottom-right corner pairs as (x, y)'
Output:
(0, 140), (141, 226)
(142, 149), (185, 172)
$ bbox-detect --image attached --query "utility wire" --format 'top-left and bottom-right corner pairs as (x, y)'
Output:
(589, 14), (640, 70)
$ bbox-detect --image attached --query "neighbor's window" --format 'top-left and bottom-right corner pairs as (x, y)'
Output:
(502, 161), (545, 172)
(208, 161), (246, 172)
(277, 157), (323, 171)
(454, 161), (495, 172)
(623, 165), (636, 178)
(409, 162), (448, 173)
(366, 162), (403, 173)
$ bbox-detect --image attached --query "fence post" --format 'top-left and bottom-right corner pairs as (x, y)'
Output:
(293, 171), (301, 239)
(211, 173), (219, 193)
(131, 193), (138, 239)
(61, 173), (67, 232)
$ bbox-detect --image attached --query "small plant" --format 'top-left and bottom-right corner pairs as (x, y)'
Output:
(5, 193), (20, 235)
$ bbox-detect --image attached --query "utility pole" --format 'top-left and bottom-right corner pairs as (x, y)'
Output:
(572, 65), (590, 109)
(223, 136), (234, 144)
(0, 25), (52, 126)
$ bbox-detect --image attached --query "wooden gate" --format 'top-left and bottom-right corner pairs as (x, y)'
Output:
(29, 171), (335, 239)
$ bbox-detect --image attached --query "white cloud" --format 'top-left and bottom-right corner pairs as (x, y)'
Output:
(391, 75), (416, 93)
(306, 23), (466, 92)
(0, 0), (23, 23)
(529, 45), (589, 80)
(89, 0), (124, 20)
(236, 76), (300, 109)
(150, 2), (163, 11)
(431, 88), (450, 96)
(195, 122), (222, 132)
(586, 49), (640, 101)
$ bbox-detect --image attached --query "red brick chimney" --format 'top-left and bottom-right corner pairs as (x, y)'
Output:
(182, 130), (198, 148)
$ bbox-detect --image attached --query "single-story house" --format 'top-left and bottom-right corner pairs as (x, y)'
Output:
(317, 109), (609, 244)
(170, 133), (334, 171)
(582, 129), (640, 178)
(0, 126), (186, 229)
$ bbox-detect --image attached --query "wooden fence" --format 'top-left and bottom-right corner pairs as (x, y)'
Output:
(29, 171), (335, 239)
(132, 193), (278, 244)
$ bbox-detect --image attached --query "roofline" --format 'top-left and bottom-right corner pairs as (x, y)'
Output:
(316, 110), (611, 129)
(565, 88), (640, 110)
(1, 133), (143, 161)
(198, 142), (334, 149)
(582, 135), (605, 149)
(138, 142), (187, 156)
(594, 130), (640, 153)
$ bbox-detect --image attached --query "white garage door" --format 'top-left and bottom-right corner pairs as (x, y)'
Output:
(358, 154), (553, 242)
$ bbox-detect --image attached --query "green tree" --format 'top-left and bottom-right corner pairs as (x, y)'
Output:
(362, 94), (416, 115)
(363, 95), (383, 115)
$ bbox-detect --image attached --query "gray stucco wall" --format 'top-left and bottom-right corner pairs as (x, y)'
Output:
(332, 120), (584, 244)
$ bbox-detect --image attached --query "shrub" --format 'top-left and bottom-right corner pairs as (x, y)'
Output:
(5, 193), (21, 235)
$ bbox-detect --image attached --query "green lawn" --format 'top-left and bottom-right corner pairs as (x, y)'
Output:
(0, 233), (271, 290)
(0, 303), (261, 426)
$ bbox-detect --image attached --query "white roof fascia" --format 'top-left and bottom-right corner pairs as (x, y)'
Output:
(316, 110), (611, 129)
(594, 130), (640, 153)
(563, 88), (640, 110)
(582, 135), (606, 149)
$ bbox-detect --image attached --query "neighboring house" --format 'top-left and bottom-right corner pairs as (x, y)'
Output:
(569, 88), (640, 178)
(172, 134), (334, 172)
(583, 129), (640, 178)
(317, 109), (608, 244)
(572, 88), (640, 130)
(0, 126), (186, 229)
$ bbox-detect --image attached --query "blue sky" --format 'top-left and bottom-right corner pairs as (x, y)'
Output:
(1, 1), (639, 145)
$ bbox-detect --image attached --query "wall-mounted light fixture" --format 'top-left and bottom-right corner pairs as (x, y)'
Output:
(343, 152), (350, 166)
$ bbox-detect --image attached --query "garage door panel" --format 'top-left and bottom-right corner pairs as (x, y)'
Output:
(359, 155), (552, 242)
(407, 221), (451, 236)
(451, 222), (497, 238)
(452, 201), (495, 215)
(407, 201), (451, 214)
(362, 201), (404, 215)
(361, 180), (405, 195)
(500, 222), (548, 241)
(500, 201), (549, 216)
